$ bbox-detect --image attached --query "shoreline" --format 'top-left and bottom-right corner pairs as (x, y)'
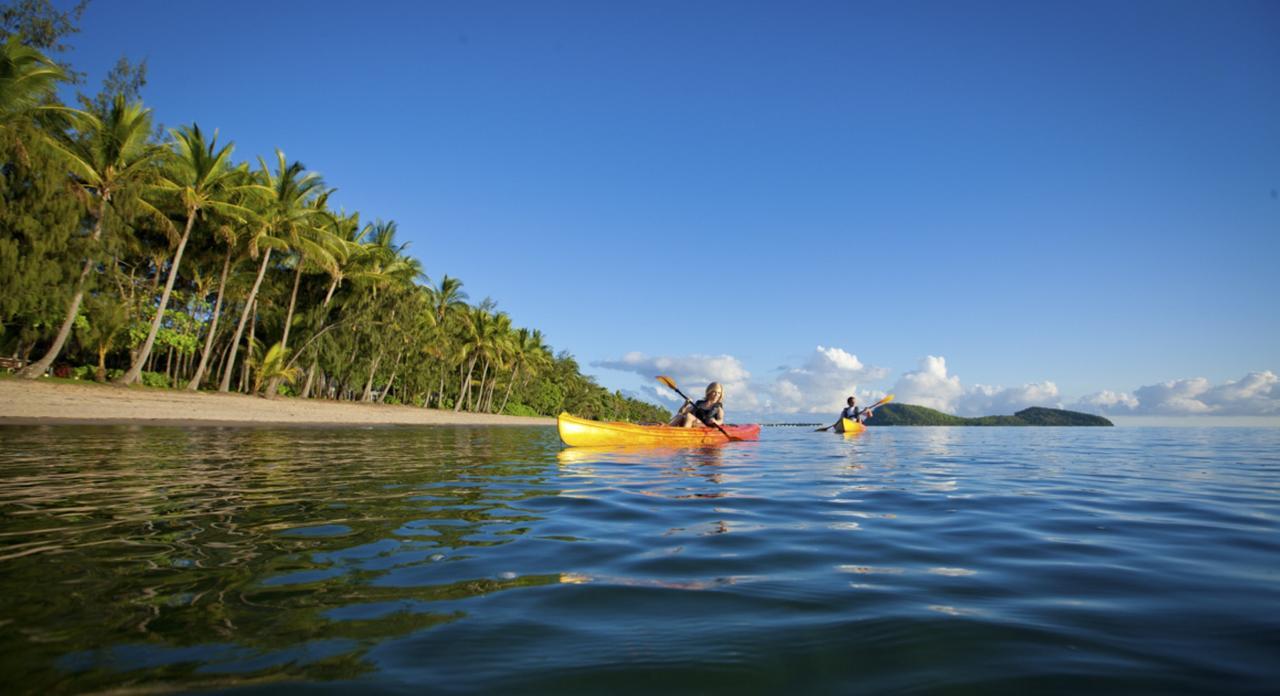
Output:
(0, 378), (556, 428)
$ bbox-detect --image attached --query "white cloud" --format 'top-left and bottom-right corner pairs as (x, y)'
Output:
(594, 352), (760, 409)
(890, 356), (1061, 416)
(595, 346), (888, 417)
(1077, 371), (1279, 416)
(598, 349), (1278, 421)
(1075, 390), (1140, 411)
(965, 381), (1062, 416)
(767, 346), (889, 414)
(891, 356), (964, 412)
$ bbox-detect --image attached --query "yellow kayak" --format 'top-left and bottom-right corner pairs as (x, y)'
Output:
(557, 412), (761, 447)
(837, 417), (866, 435)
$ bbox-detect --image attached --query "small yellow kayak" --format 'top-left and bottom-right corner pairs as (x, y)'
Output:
(557, 412), (761, 447)
(837, 417), (866, 435)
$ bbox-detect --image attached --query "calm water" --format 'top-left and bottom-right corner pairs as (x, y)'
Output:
(1, 425), (1277, 694)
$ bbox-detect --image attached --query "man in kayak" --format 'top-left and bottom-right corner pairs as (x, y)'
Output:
(826, 396), (872, 432)
(670, 382), (725, 428)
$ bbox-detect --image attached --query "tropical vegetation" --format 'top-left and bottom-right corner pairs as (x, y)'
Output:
(0, 4), (668, 423)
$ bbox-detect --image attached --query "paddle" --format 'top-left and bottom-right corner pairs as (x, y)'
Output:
(815, 393), (895, 431)
(656, 375), (742, 442)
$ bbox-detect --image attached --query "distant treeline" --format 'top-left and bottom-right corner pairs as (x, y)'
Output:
(867, 404), (1113, 426)
(0, 3), (668, 423)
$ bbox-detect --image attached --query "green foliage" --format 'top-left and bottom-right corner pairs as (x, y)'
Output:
(0, 124), (81, 346)
(0, 36), (673, 422)
(0, 0), (87, 54)
(252, 342), (301, 394)
(501, 402), (539, 417)
(867, 403), (1113, 427)
(77, 54), (147, 117)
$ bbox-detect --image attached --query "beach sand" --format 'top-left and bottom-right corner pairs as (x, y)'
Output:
(0, 378), (555, 427)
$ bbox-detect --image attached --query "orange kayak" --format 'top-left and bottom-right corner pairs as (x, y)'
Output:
(557, 412), (761, 447)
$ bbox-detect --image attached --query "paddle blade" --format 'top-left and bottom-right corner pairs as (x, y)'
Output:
(656, 375), (678, 390)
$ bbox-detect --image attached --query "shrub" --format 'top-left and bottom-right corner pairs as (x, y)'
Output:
(140, 371), (170, 388)
(502, 402), (540, 417)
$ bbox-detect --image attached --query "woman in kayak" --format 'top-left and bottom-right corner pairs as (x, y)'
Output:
(826, 396), (872, 431)
(670, 382), (725, 428)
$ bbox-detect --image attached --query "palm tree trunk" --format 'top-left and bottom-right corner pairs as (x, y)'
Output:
(378, 350), (405, 404)
(188, 248), (232, 390)
(19, 204), (108, 379)
(455, 356), (477, 412)
(486, 374), (501, 412)
(301, 360), (317, 398)
(322, 276), (339, 307)
(265, 258), (306, 398)
(219, 248), (272, 392)
(361, 350), (384, 402)
(240, 299), (257, 393)
(119, 213), (197, 385)
(472, 359), (489, 412)
(280, 257), (303, 350)
(95, 344), (108, 382)
(430, 368), (445, 409)
(498, 364), (520, 414)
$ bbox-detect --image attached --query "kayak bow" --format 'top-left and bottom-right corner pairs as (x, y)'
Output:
(837, 417), (866, 435)
(557, 412), (761, 447)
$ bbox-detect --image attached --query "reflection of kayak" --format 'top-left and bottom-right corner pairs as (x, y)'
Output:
(837, 417), (866, 435)
(557, 412), (761, 447)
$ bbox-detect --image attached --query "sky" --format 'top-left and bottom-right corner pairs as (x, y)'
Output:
(57, 0), (1279, 423)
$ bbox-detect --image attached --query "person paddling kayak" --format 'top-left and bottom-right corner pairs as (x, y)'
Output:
(670, 382), (725, 428)
(826, 396), (872, 432)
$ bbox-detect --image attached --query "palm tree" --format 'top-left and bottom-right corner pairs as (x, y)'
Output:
(263, 192), (339, 397)
(75, 292), (129, 382)
(276, 190), (337, 353)
(218, 151), (322, 393)
(251, 342), (301, 394)
(422, 275), (468, 408)
(18, 96), (161, 379)
(480, 312), (514, 412)
(187, 166), (259, 390)
(453, 306), (487, 412)
(498, 328), (549, 414)
(0, 36), (63, 126)
(117, 124), (259, 385)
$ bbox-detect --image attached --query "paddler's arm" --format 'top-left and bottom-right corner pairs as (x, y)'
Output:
(707, 404), (725, 426)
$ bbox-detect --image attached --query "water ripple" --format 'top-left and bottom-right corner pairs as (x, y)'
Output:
(1, 424), (1277, 693)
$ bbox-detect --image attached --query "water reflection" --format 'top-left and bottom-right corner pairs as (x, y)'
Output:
(0, 425), (564, 692)
(3, 425), (1278, 694)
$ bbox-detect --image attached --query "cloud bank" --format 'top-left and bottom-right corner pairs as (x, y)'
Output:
(594, 352), (759, 409)
(1074, 371), (1279, 416)
(596, 349), (1277, 420)
(594, 346), (886, 415)
(890, 356), (1061, 416)
(770, 346), (889, 414)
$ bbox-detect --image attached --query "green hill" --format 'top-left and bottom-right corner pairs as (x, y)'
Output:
(866, 403), (1112, 426)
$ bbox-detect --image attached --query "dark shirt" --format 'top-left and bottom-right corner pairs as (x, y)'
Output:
(842, 406), (863, 421)
(692, 399), (725, 426)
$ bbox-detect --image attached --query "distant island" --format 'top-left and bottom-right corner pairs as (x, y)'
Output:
(867, 404), (1113, 426)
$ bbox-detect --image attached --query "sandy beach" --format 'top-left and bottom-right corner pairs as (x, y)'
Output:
(0, 378), (556, 427)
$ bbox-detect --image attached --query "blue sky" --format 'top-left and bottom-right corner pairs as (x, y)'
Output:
(61, 1), (1278, 421)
